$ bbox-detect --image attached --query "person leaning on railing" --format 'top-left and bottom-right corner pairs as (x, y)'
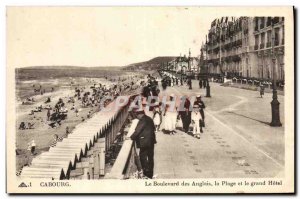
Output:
(128, 109), (157, 179)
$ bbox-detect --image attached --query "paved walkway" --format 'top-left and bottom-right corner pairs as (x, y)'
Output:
(151, 84), (284, 179)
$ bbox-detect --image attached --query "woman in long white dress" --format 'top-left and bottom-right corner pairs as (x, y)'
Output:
(162, 96), (178, 135)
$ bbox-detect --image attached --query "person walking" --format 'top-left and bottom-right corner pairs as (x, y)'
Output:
(178, 97), (191, 134)
(188, 78), (192, 90)
(47, 109), (51, 121)
(66, 126), (70, 136)
(259, 83), (265, 98)
(191, 105), (202, 139)
(152, 104), (162, 133)
(203, 79), (207, 89)
(166, 94), (178, 134)
(75, 108), (79, 117)
(30, 140), (36, 155)
(130, 110), (156, 179)
(194, 95), (206, 132)
(199, 79), (203, 89)
(163, 104), (177, 135)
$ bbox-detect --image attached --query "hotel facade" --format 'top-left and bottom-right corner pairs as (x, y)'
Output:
(201, 17), (285, 82)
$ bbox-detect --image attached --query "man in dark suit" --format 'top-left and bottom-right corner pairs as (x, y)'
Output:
(178, 97), (191, 133)
(130, 110), (156, 179)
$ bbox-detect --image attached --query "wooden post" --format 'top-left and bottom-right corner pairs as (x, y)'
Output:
(105, 124), (109, 151)
(99, 138), (106, 176)
(93, 144), (100, 179)
(108, 120), (112, 149)
(89, 157), (94, 180)
(86, 170), (90, 180)
(111, 117), (115, 143)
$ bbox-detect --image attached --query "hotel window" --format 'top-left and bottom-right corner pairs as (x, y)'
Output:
(267, 17), (272, 26)
(244, 37), (248, 46)
(255, 35), (259, 50)
(260, 33), (265, 49)
(267, 31), (271, 47)
(282, 26), (285, 45)
(254, 18), (259, 31)
(275, 28), (280, 46)
(273, 17), (280, 24)
(260, 17), (265, 29)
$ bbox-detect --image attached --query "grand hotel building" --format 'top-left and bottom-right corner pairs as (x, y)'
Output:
(201, 17), (285, 82)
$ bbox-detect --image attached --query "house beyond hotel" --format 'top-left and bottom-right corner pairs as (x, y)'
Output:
(201, 17), (285, 82)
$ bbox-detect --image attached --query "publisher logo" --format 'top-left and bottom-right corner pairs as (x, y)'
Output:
(18, 182), (28, 188)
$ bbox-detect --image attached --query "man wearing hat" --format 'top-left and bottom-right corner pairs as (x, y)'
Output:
(130, 109), (157, 179)
(194, 94), (206, 133)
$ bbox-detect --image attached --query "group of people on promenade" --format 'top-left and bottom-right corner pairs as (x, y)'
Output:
(128, 71), (207, 179)
(128, 93), (206, 179)
(198, 79), (208, 89)
(160, 72), (194, 90)
(151, 94), (206, 138)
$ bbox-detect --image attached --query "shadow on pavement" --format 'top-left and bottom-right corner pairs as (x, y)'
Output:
(227, 111), (270, 126)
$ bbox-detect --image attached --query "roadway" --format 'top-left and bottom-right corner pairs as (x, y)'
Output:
(151, 80), (284, 178)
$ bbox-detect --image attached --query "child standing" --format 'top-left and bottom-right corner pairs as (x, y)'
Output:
(259, 83), (265, 98)
(30, 140), (36, 155)
(191, 105), (202, 139)
(153, 104), (162, 133)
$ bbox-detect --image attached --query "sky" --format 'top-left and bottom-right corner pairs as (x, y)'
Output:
(7, 7), (216, 67)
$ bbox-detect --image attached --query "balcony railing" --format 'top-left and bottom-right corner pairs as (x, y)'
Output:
(254, 45), (259, 50)
(275, 39), (280, 46)
(266, 42), (271, 48)
(260, 23), (265, 29)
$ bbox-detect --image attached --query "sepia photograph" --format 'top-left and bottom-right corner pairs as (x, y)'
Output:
(6, 6), (294, 194)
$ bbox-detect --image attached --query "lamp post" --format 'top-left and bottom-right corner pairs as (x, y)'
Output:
(188, 49), (192, 90)
(270, 18), (282, 127)
(180, 56), (183, 86)
(206, 36), (211, 97)
(188, 72), (192, 90)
